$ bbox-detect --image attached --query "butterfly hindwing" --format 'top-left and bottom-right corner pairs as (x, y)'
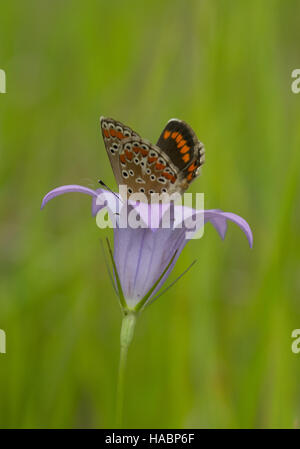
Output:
(117, 136), (182, 198)
(156, 119), (205, 186)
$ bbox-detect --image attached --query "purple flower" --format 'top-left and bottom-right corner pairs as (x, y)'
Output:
(41, 184), (253, 311)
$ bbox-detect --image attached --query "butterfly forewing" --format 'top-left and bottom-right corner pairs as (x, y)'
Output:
(100, 117), (140, 185)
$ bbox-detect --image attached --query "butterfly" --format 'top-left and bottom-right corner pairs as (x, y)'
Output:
(100, 116), (205, 200)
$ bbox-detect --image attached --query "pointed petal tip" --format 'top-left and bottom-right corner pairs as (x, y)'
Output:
(248, 231), (254, 249)
(222, 211), (253, 248)
(203, 210), (253, 248)
(40, 185), (99, 211)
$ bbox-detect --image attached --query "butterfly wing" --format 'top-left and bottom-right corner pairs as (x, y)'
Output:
(100, 116), (140, 185)
(116, 136), (183, 199)
(101, 117), (205, 198)
(156, 119), (205, 189)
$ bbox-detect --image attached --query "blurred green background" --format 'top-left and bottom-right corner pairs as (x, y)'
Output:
(1, 0), (300, 429)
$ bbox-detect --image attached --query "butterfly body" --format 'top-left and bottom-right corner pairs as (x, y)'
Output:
(100, 116), (205, 200)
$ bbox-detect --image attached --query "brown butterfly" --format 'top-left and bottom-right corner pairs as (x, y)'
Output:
(100, 117), (205, 200)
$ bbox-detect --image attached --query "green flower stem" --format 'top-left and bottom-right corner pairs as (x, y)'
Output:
(116, 312), (137, 428)
(112, 248), (177, 427)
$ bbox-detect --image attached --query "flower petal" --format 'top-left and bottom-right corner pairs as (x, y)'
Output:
(204, 209), (228, 239)
(203, 210), (253, 247)
(170, 206), (252, 247)
(41, 185), (99, 210)
(41, 185), (120, 219)
(214, 211), (253, 248)
(114, 227), (186, 307)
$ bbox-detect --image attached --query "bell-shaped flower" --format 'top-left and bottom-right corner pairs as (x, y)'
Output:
(41, 184), (253, 312)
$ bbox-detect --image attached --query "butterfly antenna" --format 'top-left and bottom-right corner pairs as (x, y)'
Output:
(98, 179), (123, 204)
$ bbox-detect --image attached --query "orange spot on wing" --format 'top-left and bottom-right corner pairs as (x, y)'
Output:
(155, 163), (166, 171)
(162, 172), (176, 183)
(110, 129), (117, 137)
(176, 134), (182, 143)
(148, 156), (157, 164)
(125, 150), (133, 160)
(182, 153), (190, 163)
(134, 146), (148, 157)
(188, 163), (197, 172)
(120, 154), (126, 164)
(164, 130), (171, 139)
(171, 132), (178, 139)
(187, 172), (193, 181)
(180, 145), (190, 154)
(116, 132), (124, 139)
(140, 148), (148, 156)
(103, 129), (110, 138)
(177, 139), (186, 148)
